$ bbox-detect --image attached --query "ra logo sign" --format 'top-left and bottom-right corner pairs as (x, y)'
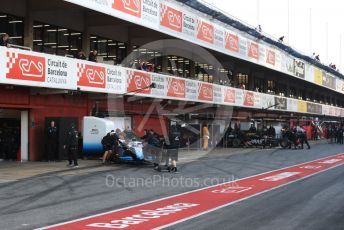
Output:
(127, 70), (151, 94)
(77, 63), (106, 88)
(160, 3), (182, 32)
(112, 0), (141, 17)
(6, 51), (46, 82)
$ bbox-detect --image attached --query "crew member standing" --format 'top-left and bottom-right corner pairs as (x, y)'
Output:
(202, 124), (209, 151)
(47, 121), (58, 161)
(64, 123), (79, 167)
(165, 125), (180, 173)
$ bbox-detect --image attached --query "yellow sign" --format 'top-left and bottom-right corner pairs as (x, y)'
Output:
(297, 100), (307, 113)
(313, 68), (323, 85)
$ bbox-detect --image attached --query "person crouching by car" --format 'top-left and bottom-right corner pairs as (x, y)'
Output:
(296, 125), (310, 149)
(101, 130), (119, 164)
(165, 125), (181, 173)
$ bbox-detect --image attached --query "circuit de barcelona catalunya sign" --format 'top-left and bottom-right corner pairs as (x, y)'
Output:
(0, 46), (344, 117)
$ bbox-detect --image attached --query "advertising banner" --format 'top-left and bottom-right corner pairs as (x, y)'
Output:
(266, 49), (275, 66)
(243, 91), (254, 107)
(336, 79), (344, 94)
(63, 0), (113, 16)
(196, 19), (214, 44)
(151, 73), (167, 97)
(287, 98), (298, 112)
(297, 100), (307, 113)
(127, 69), (151, 95)
(185, 79), (198, 101)
(281, 53), (294, 75)
(248, 42), (259, 60)
(112, 0), (142, 18)
(253, 92), (261, 108)
(2, 47), (76, 90)
(142, 0), (159, 28)
(274, 97), (287, 110)
(322, 73), (336, 90)
(167, 76), (186, 99)
(313, 67), (324, 85)
(258, 44), (266, 65)
(225, 31), (239, 53)
(294, 59), (305, 79)
(213, 84), (222, 104)
(6, 52), (46, 82)
(106, 66), (126, 94)
(224, 88), (236, 104)
(322, 104), (329, 116)
(307, 102), (322, 114)
(261, 93), (274, 109)
(214, 26), (224, 48)
(235, 89), (244, 106)
(182, 11), (197, 38)
(198, 82), (213, 102)
(77, 62), (106, 90)
(160, 2), (182, 32)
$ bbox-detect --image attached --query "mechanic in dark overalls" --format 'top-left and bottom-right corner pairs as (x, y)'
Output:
(64, 123), (79, 167)
(46, 120), (58, 161)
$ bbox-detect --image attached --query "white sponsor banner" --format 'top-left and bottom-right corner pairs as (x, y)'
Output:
(235, 89), (244, 106)
(213, 84), (223, 104)
(322, 104), (329, 116)
(214, 25), (224, 48)
(281, 52), (294, 75)
(253, 92), (261, 108)
(305, 63), (313, 82)
(142, 0), (159, 28)
(273, 49), (281, 71)
(238, 35), (248, 58)
(258, 44), (267, 66)
(336, 78), (344, 93)
(151, 72), (167, 97)
(106, 65), (126, 94)
(0, 47), (76, 90)
(182, 10), (197, 38)
(287, 98), (298, 112)
(261, 93), (275, 109)
(185, 79), (198, 101)
(64, 0), (113, 16)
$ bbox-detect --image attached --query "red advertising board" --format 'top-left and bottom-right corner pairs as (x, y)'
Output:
(198, 82), (213, 101)
(266, 50), (275, 65)
(127, 70), (151, 94)
(112, 0), (141, 17)
(77, 63), (106, 88)
(224, 88), (235, 103)
(197, 20), (214, 44)
(225, 32), (239, 52)
(248, 42), (259, 60)
(6, 51), (46, 82)
(160, 3), (182, 32)
(244, 91), (254, 106)
(167, 77), (186, 98)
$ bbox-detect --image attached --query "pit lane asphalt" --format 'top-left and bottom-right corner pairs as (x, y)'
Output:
(0, 143), (343, 230)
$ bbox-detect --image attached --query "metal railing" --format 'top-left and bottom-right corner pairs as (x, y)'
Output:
(8, 44), (31, 51)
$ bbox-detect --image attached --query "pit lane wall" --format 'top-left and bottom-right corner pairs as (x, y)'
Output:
(0, 46), (343, 117)
(63, 0), (344, 96)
